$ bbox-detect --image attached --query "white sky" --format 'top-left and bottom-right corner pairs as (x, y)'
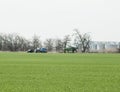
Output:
(0, 0), (120, 41)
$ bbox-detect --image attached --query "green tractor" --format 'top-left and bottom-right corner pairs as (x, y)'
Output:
(64, 46), (78, 53)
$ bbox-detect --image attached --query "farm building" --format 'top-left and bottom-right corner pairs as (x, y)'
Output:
(89, 41), (120, 53)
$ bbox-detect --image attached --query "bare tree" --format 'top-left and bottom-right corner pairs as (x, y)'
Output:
(44, 38), (54, 52)
(2, 34), (8, 51)
(7, 34), (14, 51)
(32, 35), (42, 49)
(54, 38), (63, 52)
(73, 29), (91, 53)
(13, 35), (22, 51)
(0, 33), (40, 51)
(0, 34), (3, 50)
(63, 35), (71, 52)
(15, 36), (31, 51)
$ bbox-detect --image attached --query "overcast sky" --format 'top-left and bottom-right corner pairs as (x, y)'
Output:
(0, 0), (120, 41)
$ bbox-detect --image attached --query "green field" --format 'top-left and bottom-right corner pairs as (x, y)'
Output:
(0, 52), (120, 92)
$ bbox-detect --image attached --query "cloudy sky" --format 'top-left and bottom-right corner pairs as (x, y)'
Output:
(0, 0), (120, 41)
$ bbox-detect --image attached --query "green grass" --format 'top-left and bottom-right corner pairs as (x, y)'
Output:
(0, 52), (120, 92)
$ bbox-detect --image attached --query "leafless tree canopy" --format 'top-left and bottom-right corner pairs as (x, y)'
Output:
(32, 35), (42, 49)
(73, 29), (91, 53)
(63, 35), (71, 49)
(0, 33), (31, 51)
(0, 31), (91, 52)
(54, 39), (63, 52)
(0, 31), (92, 53)
(44, 38), (54, 51)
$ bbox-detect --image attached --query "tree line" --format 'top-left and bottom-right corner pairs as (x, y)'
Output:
(0, 29), (91, 53)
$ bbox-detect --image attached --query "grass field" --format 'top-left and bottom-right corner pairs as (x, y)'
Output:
(0, 52), (120, 92)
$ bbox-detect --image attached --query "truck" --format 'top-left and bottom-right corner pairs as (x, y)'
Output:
(34, 48), (47, 53)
